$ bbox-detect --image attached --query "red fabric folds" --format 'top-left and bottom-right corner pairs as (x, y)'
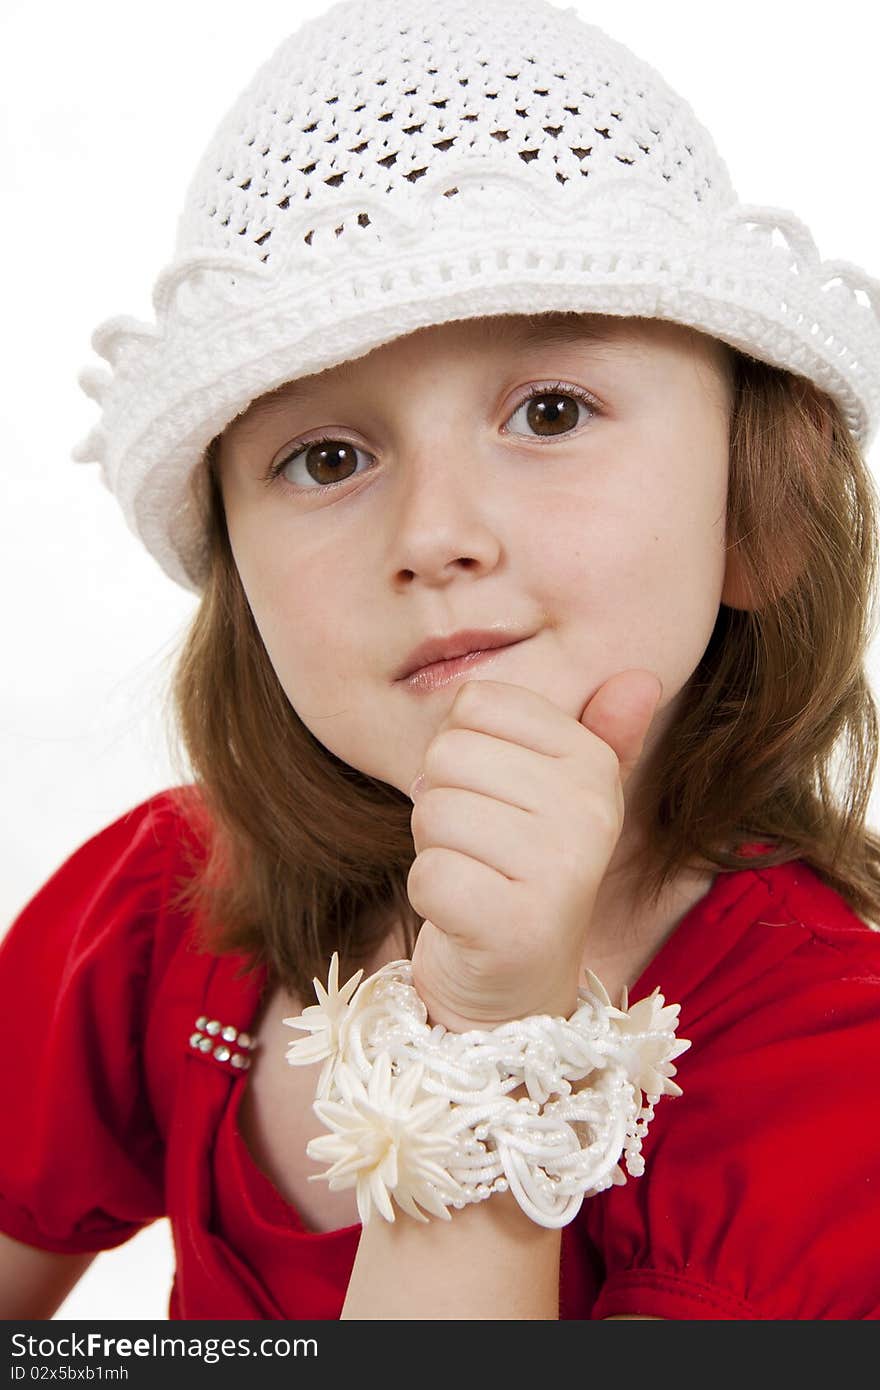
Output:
(2, 790), (878, 1319)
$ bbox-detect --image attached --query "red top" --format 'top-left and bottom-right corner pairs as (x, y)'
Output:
(2, 789), (879, 1320)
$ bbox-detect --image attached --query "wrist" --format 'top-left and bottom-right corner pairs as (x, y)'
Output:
(287, 952), (690, 1230)
(421, 984), (581, 1034)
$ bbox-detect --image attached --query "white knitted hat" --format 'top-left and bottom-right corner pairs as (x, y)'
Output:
(72, 0), (880, 595)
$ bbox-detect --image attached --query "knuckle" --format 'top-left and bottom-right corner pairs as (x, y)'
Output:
(596, 737), (621, 781)
(582, 790), (621, 845)
(424, 726), (467, 775)
(453, 679), (490, 719)
(577, 729), (620, 786)
(409, 791), (442, 841)
(406, 852), (426, 903)
(431, 728), (460, 759)
(597, 798), (624, 843)
(407, 845), (442, 898)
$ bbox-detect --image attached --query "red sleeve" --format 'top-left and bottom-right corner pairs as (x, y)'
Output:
(0, 796), (177, 1254)
(593, 935), (880, 1320)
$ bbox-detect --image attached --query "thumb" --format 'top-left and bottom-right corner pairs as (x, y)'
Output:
(579, 669), (664, 787)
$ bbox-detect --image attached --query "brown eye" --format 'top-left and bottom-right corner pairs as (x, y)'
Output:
(505, 382), (598, 440)
(269, 436), (369, 490)
(526, 393), (580, 435)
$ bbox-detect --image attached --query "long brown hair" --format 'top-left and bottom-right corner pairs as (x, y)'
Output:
(162, 322), (880, 1002)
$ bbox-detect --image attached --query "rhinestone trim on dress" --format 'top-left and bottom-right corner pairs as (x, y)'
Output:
(188, 1015), (258, 1072)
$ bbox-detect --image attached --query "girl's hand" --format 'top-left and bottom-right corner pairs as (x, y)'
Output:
(406, 669), (664, 1032)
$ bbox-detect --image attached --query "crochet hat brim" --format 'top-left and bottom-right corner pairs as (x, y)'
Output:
(72, 175), (880, 595)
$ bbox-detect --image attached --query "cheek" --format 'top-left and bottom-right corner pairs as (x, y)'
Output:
(612, 466), (728, 681)
(535, 445), (728, 662)
(225, 505), (363, 698)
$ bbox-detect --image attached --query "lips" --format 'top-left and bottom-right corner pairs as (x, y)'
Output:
(394, 627), (531, 681)
(400, 642), (526, 692)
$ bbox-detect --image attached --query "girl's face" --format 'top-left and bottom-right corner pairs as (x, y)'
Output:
(216, 313), (735, 806)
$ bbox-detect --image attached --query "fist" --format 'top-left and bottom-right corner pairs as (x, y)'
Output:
(406, 669), (664, 1032)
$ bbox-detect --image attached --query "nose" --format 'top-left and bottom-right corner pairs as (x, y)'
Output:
(386, 448), (503, 586)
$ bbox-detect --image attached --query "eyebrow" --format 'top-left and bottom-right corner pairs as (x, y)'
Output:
(237, 316), (627, 436)
(512, 315), (629, 352)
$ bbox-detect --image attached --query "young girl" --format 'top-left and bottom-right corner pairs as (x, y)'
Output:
(3, 0), (880, 1321)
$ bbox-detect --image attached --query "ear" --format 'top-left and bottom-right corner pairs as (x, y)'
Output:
(721, 376), (834, 612)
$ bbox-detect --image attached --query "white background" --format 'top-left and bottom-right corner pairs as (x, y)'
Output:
(1, 0), (878, 1320)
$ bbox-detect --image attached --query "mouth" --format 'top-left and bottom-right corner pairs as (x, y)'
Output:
(397, 638), (528, 693)
(394, 625), (534, 682)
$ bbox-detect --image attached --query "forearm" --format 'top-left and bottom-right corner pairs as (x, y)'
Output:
(341, 1189), (562, 1319)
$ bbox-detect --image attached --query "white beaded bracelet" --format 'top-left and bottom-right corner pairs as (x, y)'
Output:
(283, 953), (690, 1229)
